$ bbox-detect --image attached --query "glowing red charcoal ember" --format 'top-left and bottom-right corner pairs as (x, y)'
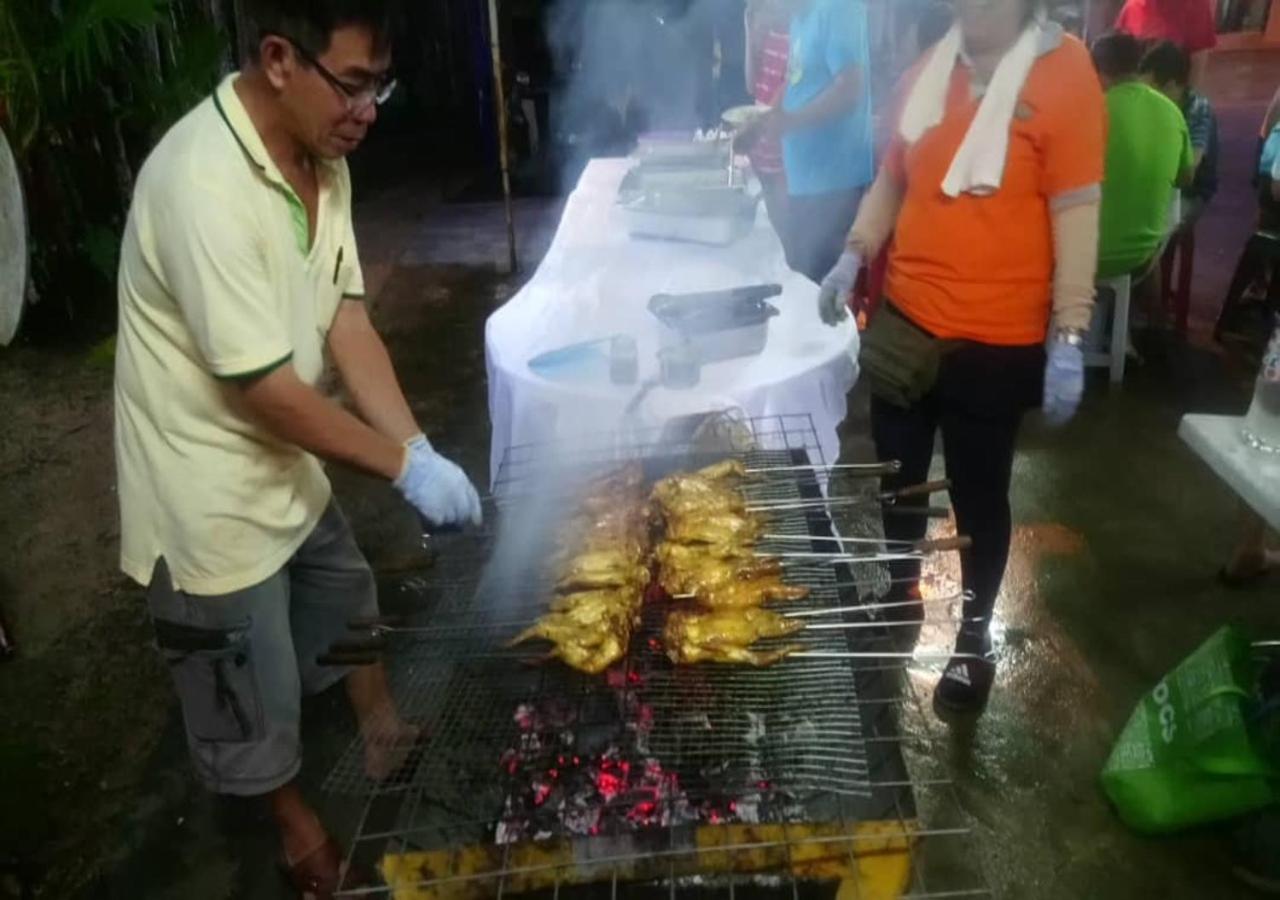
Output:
(596, 769), (624, 800)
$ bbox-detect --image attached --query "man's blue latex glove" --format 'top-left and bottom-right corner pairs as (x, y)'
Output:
(1042, 338), (1085, 427)
(394, 434), (482, 527)
(817, 249), (861, 326)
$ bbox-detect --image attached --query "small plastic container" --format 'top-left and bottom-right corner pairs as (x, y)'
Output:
(659, 344), (701, 389)
(609, 335), (638, 385)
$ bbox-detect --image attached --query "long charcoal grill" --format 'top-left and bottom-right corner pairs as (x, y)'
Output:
(324, 414), (991, 898)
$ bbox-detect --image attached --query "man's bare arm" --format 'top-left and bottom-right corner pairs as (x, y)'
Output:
(236, 363), (404, 480)
(327, 299), (420, 444)
(846, 168), (905, 260)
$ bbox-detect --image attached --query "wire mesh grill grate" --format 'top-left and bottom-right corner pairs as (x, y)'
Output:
(319, 413), (990, 898)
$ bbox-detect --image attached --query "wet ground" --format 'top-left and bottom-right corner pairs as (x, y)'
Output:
(1, 48), (1279, 900)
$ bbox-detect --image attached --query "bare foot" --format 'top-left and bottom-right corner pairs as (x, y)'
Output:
(362, 718), (425, 781)
(277, 801), (329, 866)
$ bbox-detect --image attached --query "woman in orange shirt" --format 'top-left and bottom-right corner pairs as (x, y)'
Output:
(817, 0), (1106, 718)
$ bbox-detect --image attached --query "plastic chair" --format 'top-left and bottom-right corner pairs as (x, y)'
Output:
(1084, 274), (1132, 385)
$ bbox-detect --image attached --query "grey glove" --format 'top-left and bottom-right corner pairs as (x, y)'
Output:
(394, 434), (483, 527)
(817, 250), (861, 326)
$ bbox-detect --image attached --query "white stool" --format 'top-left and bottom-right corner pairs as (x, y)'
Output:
(1083, 274), (1132, 385)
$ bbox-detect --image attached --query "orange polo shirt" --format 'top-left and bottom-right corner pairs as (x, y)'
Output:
(883, 35), (1105, 346)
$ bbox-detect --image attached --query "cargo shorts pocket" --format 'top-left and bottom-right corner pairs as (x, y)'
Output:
(153, 618), (265, 744)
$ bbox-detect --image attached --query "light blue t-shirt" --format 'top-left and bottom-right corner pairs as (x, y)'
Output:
(1261, 125), (1280, 181)
(781, 0), (874, 197)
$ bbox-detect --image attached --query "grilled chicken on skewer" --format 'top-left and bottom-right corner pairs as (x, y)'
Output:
(663, 607), (805, 666)
(551, 507), (651, 566)
(690, 459), (749, 481)
(689, 575), (809, 609)
(554, 550), (651, 593)
(509, 622), (628, 674)
(651, 477), (746, 519)
(508, 586), (641, 675)
(513, 463), (655, 674)
(654, 539), (755, 566)
(664, 509), (764, 545)
(655, 545), (781, 595)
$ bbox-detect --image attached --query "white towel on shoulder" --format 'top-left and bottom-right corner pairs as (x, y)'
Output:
(898, 22), (1045, 198)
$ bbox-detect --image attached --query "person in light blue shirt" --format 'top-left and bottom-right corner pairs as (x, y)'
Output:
(744, 0), (874, 281)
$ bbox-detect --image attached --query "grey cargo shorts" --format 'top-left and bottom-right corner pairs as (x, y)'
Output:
(146, 500), (378, 796)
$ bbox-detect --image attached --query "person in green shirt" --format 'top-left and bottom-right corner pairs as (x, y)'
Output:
(1091, 32), (1195, 280)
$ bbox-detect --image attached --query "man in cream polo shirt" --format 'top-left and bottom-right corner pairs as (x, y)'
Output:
(114, 1), (478, 890)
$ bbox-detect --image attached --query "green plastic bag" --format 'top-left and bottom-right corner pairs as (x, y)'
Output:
(1101, 625), (1280, 834)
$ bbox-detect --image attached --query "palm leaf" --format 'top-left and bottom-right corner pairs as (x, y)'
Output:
(54, 0), (166, 91)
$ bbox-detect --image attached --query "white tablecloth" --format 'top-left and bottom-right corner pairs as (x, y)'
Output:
(1179, 414), (1280, 531)
(484, 159), (859, 484)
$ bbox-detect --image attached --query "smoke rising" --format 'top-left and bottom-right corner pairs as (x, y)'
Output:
(544, 0), (749, 153)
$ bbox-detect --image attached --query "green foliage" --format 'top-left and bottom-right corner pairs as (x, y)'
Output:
(124, 19), (227, 140)
(82, 224), (121, 284)
(87, 334), (118, 368)
(55, 0), (165, 94)
(0, 0), (232, 337)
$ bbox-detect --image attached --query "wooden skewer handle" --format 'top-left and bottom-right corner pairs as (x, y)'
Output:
(891, 478), (951, 499)
(914, 535), (972, 553)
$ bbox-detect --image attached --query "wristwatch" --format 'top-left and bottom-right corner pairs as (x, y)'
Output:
(1052, 327), (1086, 347)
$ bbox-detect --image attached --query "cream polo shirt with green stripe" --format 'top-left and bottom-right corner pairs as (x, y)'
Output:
(114, 73), (365, 595)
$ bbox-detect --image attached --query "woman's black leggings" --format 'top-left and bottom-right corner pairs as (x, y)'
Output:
(869, 340), (1044, 630)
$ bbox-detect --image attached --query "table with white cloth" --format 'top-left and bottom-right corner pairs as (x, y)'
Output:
(484, 158), (860, 484)
(1179, 414), (1280, 531)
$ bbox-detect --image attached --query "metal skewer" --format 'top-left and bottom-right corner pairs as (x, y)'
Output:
(747, 493), (949, 514)
(826, 574), (946, 592)
(745, 478), (950, 513)
(768, 536), (971, 566)
(667, 578), (959, 602)
(780, 590), (974, 617)
(792, 650), (990, 661)
(778, 554), (921, 569)
(761, 534), (938, 549)
(799, 616), (985, 631)
(742, 461), (902, 477)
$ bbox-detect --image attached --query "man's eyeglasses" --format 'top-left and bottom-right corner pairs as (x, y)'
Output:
(271, 33), (397, 112)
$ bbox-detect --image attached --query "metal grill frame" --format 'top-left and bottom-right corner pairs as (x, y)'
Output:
(325, 414), (992, 898)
